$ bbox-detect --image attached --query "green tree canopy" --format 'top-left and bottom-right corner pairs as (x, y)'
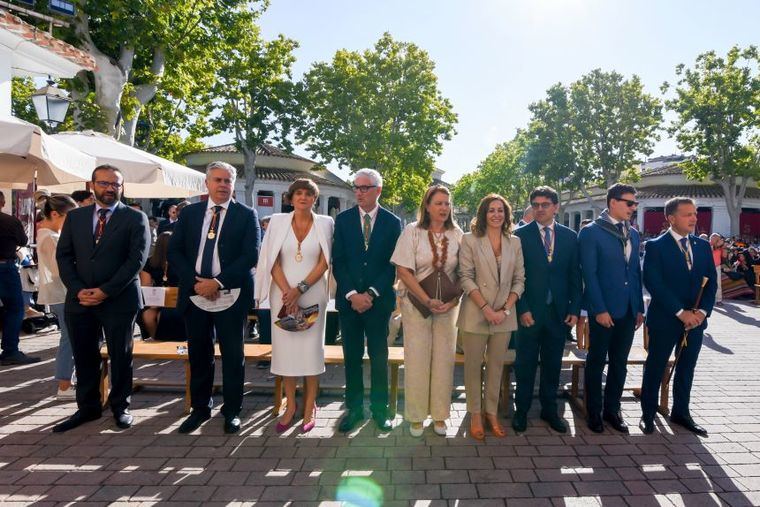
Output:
(664, 45), (760, 236)
(297, 33), (457, 209)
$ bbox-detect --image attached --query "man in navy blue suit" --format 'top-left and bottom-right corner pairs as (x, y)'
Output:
(640, 197), (716, 436)
(579, 183), (645, 434)
(168, 161), (260, 434)
(333, 169), (402, 432)
(513, 186), (582, 434)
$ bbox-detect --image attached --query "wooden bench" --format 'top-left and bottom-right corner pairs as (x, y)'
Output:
(753, 265), (760, 305)
(100, 337), (671, 419)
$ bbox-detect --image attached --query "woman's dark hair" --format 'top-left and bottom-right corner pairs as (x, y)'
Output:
(286, 178), (319, 201)
(417, 185), (456, 230)
(149, 232), (173, 271)
(471, 193), (513, 237)
(35, 191), (77, 219)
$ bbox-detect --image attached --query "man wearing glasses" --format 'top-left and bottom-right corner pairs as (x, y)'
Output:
(333, 169), (402, 432)
(578, 183), (645, 434)
(54, 165), (151, 432)
(513, 186), (582, 434)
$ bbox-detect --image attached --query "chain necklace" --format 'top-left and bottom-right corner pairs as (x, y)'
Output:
(427, 229), (449, 270)
(292, 216), (313, 263)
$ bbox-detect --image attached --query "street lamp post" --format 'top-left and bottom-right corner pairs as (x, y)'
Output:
(31, 77), (72, 132)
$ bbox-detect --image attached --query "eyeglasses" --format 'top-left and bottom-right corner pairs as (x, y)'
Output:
(94, 181), (123, 189)
(352, 185), (377, 193)
(530, 202), (554, 209)
(615, 198), (639, 208)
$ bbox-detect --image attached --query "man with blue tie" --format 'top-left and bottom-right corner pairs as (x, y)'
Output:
(579, 183), (645, 434)
(640, 197), (716, 436)
(168, 161), (260, 434)
(333, 169), (402, 432)
(513, 186), (582, 433)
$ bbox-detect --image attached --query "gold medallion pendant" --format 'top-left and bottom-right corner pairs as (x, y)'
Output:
(295, 242), (303, 262)
(207, 231), (216, 240)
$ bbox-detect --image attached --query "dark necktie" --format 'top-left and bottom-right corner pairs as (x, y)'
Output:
(543, 226), (553, 304)
(200, 205), (223, 278)
(679, 237), (692, 270)
(363, 213), (372, 249)
(94, 209), (109, 244)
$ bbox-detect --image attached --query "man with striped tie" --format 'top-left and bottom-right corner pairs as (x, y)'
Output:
(640, 197), (717, 436)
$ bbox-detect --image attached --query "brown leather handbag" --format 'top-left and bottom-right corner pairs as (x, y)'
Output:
(408, 268), (461, 318)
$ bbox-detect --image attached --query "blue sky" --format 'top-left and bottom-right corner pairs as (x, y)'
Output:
(210, 0), (760, 183)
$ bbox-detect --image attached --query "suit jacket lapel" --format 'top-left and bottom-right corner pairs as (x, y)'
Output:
(367, 207), (387, 253)
(478, 235), (499, 282)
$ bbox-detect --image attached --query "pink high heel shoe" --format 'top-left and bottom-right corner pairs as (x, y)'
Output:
(301, 406), (317, 433)
(276, 404), (297, 434)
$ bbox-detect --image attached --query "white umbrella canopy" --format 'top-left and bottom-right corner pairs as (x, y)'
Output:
(51, 131), (207, 198)
(0, 115), (95, 187)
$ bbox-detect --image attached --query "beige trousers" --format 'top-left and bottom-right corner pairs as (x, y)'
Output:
(400, 297), (459, 422)
(460, 330), (509, 415)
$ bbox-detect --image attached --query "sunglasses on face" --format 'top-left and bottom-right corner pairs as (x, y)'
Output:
(352, 185), (378, 193)
(615, 198), (639, 208)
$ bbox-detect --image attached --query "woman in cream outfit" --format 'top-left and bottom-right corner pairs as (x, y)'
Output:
(255, 179), (333, 433)
(391, 185), (463, 437)
(457, 194), (525, 439)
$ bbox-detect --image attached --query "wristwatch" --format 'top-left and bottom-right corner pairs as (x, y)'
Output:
(503, 308), (511, 316)
(297, 280), (310, 294)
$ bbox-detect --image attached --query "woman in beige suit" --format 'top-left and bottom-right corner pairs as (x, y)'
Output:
(457, 194), (525, 439)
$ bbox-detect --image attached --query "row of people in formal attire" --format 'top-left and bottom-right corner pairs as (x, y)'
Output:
(45, 161), (716, 441)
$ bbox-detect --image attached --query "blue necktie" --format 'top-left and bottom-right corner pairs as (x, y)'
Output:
(679, 237), (692, 270)
(200, 206), (223, 278)
(543, 226), (553, 304)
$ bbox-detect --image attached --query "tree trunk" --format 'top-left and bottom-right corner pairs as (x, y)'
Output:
(241, 145), (257, 207)
(717, 175), (749, 237)
(74, 11), (132, 137)
(121, 47), (166, 146)
(70, 71), (90, 130)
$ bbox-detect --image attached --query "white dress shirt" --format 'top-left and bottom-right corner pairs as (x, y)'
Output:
(608, 216), (632, 261)
(195, 198), (232, 284)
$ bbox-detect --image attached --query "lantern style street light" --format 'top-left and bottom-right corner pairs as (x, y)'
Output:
(31, 78), (72, 131)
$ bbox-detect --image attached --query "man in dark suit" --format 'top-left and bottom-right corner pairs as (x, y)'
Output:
(578, 183), (645, 434)
(54, 165), (151, 432)
(168, 161), (260, 434)
(157, 204), (179, 234)
(513, 186), (582, 433)
(640, 197), (716, 436)
(333, 169), (402, 432)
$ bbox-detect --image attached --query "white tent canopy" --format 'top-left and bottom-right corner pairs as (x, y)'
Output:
(51, 131), (207, 198)
(0, 115), (95, 188)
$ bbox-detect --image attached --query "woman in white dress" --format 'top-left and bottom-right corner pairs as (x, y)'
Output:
(254, 179), (333, 433)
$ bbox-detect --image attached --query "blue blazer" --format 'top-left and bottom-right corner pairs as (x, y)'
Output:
(514, 221), (582, 323)
(332, 206), (402, 315)
(578, 221), (644, 319)
(643, 232), (717, 334)
(168, 200), (260, 313)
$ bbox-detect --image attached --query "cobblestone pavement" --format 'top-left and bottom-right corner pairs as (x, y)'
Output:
(1, 301), (759, 506)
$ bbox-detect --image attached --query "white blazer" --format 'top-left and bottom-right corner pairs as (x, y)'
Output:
(254, 211), (334, 305)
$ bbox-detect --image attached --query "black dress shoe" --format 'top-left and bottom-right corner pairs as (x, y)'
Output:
(603, 411), (629, 434)
(540, 413), (568, 434)
(371, 412), (393, 432)
(52, 410), (101, 433)
(224, 416), (241, 434)
(114, 410), (133, 429)
(670, 414), (708, 437)
(178, 411), (211, 434)
(587, 413), (604, 433)
(639, 417), (655, 435)
(1, 351), (41, 365)
(512, 411), (527, 433)
(338, 410), (365, 433)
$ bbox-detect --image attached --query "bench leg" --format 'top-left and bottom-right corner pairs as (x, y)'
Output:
(184, 361), (192, 414)
(100, 358), (109, 409)
(658, 365), (672, 417)
(272, 375), (283, 417)
(567, 364), (587, 417)
(389, 365), (399, 416)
